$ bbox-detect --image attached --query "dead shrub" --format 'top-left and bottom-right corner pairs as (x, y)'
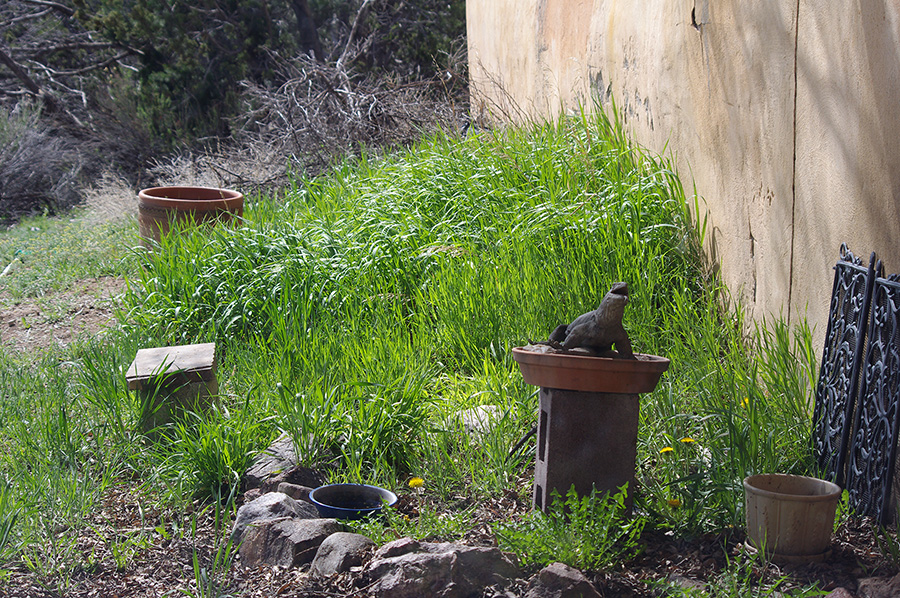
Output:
(0, 104), (83, 223)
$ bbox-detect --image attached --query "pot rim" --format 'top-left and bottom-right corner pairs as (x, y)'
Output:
(743, 473), (841, 502)
(511, 346), (670, 393)
(511, 346), (670, 371)
(139, 186), (243, 204)
(308, 483), (399, 511)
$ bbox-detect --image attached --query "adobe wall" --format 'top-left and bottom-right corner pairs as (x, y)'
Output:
(467, 0), (900, 348)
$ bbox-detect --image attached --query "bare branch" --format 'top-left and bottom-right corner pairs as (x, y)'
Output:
(336, 0), (373, 73)
(19, 42), (121, 58)
(28, 51), (134, 76)
(0, 43), (42, 96)
(6, 8), (53, 26)
(20, 0), (75, 18)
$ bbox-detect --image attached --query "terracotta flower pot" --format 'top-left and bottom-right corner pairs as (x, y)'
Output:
(138, 186), (243, 245)
(511, 346), (670, 393)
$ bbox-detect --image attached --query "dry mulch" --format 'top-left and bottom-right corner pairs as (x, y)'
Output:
(0, 477), (894, 597)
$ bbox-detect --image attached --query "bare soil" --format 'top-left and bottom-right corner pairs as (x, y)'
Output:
(0, 479), (893, 597)
(0, 277), (127, 354)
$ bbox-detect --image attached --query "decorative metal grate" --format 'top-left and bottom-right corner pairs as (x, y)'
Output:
(845, 272), (900, 523)
(812, 244), (876, 486)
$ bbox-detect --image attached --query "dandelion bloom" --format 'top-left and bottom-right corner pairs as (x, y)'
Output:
(741, 397), (750, 409)
(667, 498), (682, 508)
(660, 446), (674, 454)
(679, 437), (695, 444)
(409, 477), (425, 489)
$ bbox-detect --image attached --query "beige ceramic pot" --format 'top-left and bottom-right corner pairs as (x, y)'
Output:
(138, 186), (243, 245)
(744, 473), (842, 563)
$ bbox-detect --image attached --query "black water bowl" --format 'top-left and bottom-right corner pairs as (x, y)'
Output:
(308, 484), (398, 520)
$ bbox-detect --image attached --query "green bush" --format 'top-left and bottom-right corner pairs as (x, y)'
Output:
(494, 485), (645, 571)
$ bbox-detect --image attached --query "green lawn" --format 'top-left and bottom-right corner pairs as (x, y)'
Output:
(0, 109), (827, 595)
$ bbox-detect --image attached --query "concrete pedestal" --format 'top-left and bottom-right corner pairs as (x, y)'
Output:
(126, 342), (218, 432)
(533, 387), (639, 510)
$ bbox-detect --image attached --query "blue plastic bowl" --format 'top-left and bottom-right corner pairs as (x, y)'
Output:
(308, 484), (398, 520)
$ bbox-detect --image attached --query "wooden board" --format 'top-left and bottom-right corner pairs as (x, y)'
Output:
(126, 342), (216, 390)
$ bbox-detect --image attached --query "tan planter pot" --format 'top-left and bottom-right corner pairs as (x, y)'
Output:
(744, 473), (842, 563)
(138, 186), (243, 245)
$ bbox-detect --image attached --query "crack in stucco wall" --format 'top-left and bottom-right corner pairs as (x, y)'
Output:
(788, 0), (801, 323)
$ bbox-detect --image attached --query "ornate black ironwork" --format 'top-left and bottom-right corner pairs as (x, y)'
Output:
(845, 272), (900, 523)
(812, 244), (876, 485)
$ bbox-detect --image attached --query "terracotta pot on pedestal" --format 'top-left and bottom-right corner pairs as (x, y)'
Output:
(512, 346), (670, 510)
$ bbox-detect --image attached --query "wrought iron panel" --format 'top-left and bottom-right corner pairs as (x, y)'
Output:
(812, 244), (876, 485)
(846, 274), (900, 523)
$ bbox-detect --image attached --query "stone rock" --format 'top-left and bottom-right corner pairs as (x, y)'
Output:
(310, 532), (375, 578)
(243, 433), (297, 489)
(365, 537), (520, 598)
(524, 562), (601, 598)
(375, 536), (422, 559)
(278, 482), (314, 503)
(455, 405), (503, 437)
(238, 518), (341, 567)
(261, 466), (326, 494)
(858, 573), (900, 598)
(231, 491), (318, 543)
(824, 589), (856, 598)
(241, 487), (262, 504)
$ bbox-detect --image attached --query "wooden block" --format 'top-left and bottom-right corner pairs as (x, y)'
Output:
(126, 342), (216, 390)
(126, 343), (218, 432)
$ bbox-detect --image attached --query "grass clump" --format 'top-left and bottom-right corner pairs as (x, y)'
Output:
(495, 485), (644, 572)
(0, 211), (137, 301)
(120, 106), (815, 526)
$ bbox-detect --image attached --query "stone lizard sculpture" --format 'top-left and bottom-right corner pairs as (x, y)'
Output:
(547, 282), (634, 358)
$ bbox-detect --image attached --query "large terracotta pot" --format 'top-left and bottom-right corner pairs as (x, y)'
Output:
(138, 186), (243, 244)
(511, 346), (670, 393)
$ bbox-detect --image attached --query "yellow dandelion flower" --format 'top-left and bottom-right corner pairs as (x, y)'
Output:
(741, 397), (750, 409)
(667, 498), (682, 508)
(679, 437), (695, 444)
(660, 446), (675, 454)
(409, 477), (425, 489)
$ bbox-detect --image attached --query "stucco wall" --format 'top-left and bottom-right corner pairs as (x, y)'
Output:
(468, 0), (900, 348)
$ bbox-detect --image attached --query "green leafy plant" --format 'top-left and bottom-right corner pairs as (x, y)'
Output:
(875, 505), (900, 570)
(276, 381), (342, 467)
(161, 401), (267, 501)
(0, 477), (20, 564)
(653, 550), (822, 597)
(347, 501), (474, 545)
(181, 491), (238, 598)
(833, 489), (850, 534)
(494, 484), (645, 571)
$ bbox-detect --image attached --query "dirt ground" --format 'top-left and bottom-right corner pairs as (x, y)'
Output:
(0, 175), (135, 354)
(0, 276), (127, 353)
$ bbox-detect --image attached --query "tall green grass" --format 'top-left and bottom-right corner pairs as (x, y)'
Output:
(0, 107), (820, 587)
(119, 108), (815, 529)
